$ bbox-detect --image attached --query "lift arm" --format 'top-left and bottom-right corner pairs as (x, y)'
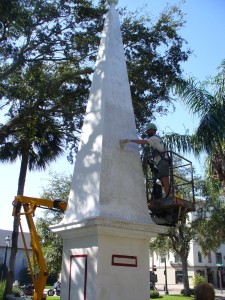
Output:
(12, 195), (67, 300)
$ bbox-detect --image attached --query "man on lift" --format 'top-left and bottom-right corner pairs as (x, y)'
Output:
(120, 123), (172, 198)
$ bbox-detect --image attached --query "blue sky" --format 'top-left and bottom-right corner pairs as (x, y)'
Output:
(1, 0), (225, 230)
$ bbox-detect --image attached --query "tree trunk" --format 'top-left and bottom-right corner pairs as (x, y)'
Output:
(181, 255), (191, 296)
(4, 152), (29, 299)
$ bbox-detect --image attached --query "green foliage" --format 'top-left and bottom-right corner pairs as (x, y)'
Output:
(194, 202), (225, 254)
(181, 288), (194, 295)
(121, 4), (191, 129)
(0, 281), (4, 300)
(0, 0), (17, 43)
(149, 176), (224, 295)
(149, 234), (171, 257)
(36, 217), (63, 277)
(166, 60), (225, 187)
(149, 224), (194, 295)
(41, 172), (72, 207)
(11, 285), (21, 297)
(0, 281), (21, 298)
(161, 59), (225, 259)
(192, 275), (206, 287)
(191, 177), (225, 253)
(150, 290), (160, 298)
(0, 0), (191, 160)
(149, 160), (198, 296)
(36, 172), (72, 277)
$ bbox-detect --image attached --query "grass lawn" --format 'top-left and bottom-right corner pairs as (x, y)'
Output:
(161, 295), (194, 300)
(46, 296), (194, 300)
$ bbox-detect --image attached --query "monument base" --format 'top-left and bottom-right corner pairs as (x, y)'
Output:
(51, 217), (164, 300)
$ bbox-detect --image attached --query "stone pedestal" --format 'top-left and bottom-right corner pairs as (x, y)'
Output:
(52, 218), (163, 300)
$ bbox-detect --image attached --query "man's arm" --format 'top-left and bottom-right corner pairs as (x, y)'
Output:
(120, 139), (149, 145)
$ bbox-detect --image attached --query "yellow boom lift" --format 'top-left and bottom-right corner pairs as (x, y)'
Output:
(12, 195), (67, 300)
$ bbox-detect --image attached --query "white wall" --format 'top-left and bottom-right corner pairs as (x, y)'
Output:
(150, 241), (225, 290)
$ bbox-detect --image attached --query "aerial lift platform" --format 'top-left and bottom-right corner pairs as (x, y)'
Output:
(143, 150), (195, 226)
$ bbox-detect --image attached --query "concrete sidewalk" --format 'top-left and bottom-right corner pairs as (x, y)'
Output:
(215, 290), (225, 300)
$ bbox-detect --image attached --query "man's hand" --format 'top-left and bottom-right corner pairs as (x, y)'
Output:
(119, 139), (131, 144)
(119, 139), (131, 150)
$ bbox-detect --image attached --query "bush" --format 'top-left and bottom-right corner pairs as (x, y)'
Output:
(150, 290), (160, 298)
(192, 274), (206, 287)
(12, 285), (21, 297)
(0, 281), (21, 298)
(181, 288), (195, 295)
(0, 281), (5, 300)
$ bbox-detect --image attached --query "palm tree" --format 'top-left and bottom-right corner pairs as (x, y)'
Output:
(0, 59), (86, 297)
(0, 114), (63, 298)
(164, 60), (225, 192)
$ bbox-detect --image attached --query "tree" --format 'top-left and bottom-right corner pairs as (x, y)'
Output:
(0, 0), (191, 135)
(0, 0), (192, 161)
(192, 177), (225, 254)
(164, 59), (225, 192)
(2, 114), (63, 298)
(150, 222), (196, 296)
(195, 201), (225, 254)
(36, 172), (71, 277)
(121, 4), (191, 129)
(148, 158), (198, 296)
(0, 0), (192, 295)
(0, 0), (17, 42)
(149, 173), (225, 296)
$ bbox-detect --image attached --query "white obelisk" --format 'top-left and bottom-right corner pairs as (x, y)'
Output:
(51, 1), (165, 299)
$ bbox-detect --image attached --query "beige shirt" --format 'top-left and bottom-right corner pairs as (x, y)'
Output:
(147, 135), (165, 165)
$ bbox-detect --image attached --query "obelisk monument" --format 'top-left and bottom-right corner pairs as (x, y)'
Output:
(51, 1), (165, 299)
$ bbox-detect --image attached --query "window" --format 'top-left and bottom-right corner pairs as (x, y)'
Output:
(216, 253), (222, 264)
(208, 253), (212, 263)
(175, 271), (183, 283)
(198, 251), (202, 263)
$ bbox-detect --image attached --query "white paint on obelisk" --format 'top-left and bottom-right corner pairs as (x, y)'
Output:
(60, 0), (160, 226)
(51, 1), (165, 299)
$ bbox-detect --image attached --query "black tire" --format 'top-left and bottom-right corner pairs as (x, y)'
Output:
(47, 289), (55, 296)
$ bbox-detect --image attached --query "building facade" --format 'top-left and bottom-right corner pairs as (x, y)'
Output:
(150, 240), (225, 291)
(0, 229), (31, 282)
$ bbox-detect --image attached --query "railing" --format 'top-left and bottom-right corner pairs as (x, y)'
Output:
(144, 150), (195, 204)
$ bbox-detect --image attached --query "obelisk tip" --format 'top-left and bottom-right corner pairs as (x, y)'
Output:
(107, 0), (118, 7)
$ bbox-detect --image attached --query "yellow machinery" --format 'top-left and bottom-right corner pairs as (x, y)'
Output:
(12, 195), (67, 300)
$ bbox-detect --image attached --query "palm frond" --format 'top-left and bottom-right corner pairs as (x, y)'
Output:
(175, 78), (214, 116)
(163, 132), (193, 154)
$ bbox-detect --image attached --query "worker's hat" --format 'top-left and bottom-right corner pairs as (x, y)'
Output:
(145, 123), (157, 131)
